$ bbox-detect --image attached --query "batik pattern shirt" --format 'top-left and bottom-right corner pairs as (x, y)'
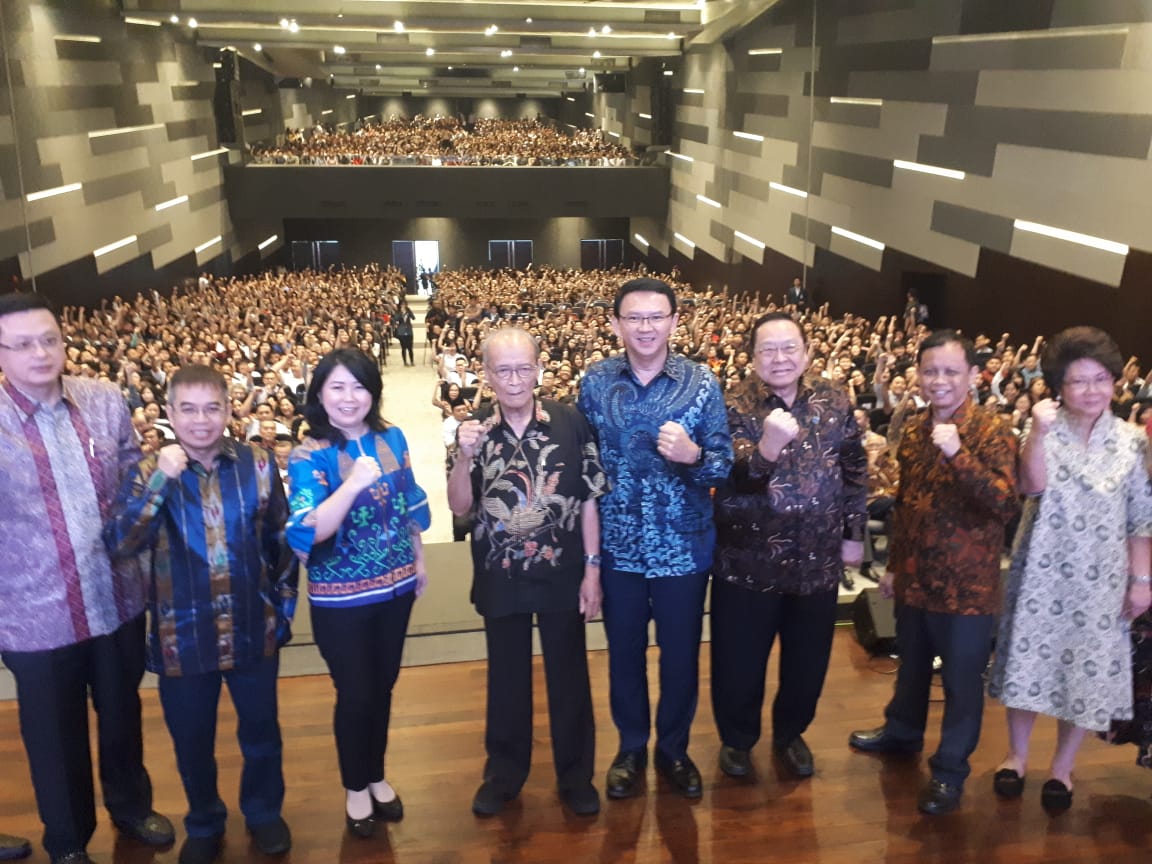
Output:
(105, 440), (296, 676)
(714, 376), (867, 595)
(465, 398), (607, 617)
(889, 398), (1019, 615)
(577, 352), (733, 577)
(0, 378), (144, 653)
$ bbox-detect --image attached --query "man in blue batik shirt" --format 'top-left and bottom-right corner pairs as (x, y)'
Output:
(578, 278), (733, 800)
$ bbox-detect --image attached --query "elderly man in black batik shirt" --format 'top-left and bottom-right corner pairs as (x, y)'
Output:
(448, 326), (608, 818)
(710, 312), (867, 781)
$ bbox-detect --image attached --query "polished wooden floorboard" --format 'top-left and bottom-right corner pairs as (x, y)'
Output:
(2, 628), (1151, 864)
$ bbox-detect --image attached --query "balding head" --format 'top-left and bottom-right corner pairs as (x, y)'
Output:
(482, 326), (539, 366)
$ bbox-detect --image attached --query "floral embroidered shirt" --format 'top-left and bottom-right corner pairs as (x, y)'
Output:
(465, 398), (607, 618)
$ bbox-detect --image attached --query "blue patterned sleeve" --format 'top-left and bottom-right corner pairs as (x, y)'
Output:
(387, 427), (431, 533)
(286, 443), (330, 560)
(685, 369), (734, 487)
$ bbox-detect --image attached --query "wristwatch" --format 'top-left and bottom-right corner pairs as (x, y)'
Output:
(583, 554), (602, 566)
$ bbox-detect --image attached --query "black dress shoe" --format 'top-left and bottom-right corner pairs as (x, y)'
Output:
(50, 854), (93, 864)
(718, 745), (752, 778)
(372, 793), (404, 822)
(560, 783), (601, 816)
(775, 736), (815, 778)
(606, 750), (647, 799)
(0, 834), (30, 861)
(1041, 779), (1073, 812)
(917, 779), (962, 815)
(249, 817), (292, 855)
(345, 812), (376, 838)
(115, 811), (175, 846)
(472, 780), (516, 817)
(178, 834), (223, 864)
(993, 769), (1025, 799)
(655, 752), (702, 799)
(849, 726), (923, 754)
(841, 571), (856, 591)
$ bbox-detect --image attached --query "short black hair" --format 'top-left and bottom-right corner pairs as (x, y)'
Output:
(749, 312), (805, 353)
(917, 330), (978, 368)
(167, 364), (228, 401)
(1041, 326), (1123, 397)
(0, 292), (58, 331)
(613, 277), (677, 318)
(302, 348), (387, 445)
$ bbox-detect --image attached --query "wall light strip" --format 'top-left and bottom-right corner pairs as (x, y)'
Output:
(190, 147), (229, 161)
(734, 230), (766, 249)
(769, 181), (807, 199)
(894, 159), (965, 180)
(638, 112), (652, 119)
(634, 233), (650, 247)
(933, 25), (1128, 45)
(55, 34), (102, 43)
(124, 17), (161, 27)
(93, 235), (137, 257)
(668, 151), (694, 162)
(608, 131), (621, 137)
(673, 232), (696, 248)
(748, 48), (783, 55)
(733, 131), (765, 142)
(566, 123), (577, 129)
(88, 123), (164, 139)
(194, 236), (222, 255)
(831, 226), (885, 251)
(1013, 219), (1129, 255)
(322, 109), (334, 115)
(696, 194), (721, 209)
(346, 94), (356, 100)
(26, 182), (82, 203)
(683, 88), (705, 94)
(566, 97), (575, 102)
(585, 112), (595, 118)
(830, 96), (883, 106)
(241, 108), (262, 116)
(258, 234), (279, 251)
(154, 195), (188, 212)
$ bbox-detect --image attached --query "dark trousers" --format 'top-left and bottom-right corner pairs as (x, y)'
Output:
(397, 334), (415, 365)
(710, 580), (839, 750)
(883, 605), (995, 787)
(158, 654), (284, 838)
(601, 569), (708, 760)
(2, 615), (152, 858)
(311, 593), (415, 790)
(482, 610), (595, 795)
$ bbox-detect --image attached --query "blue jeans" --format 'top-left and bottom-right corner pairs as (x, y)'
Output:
(158, 654), (284, 837)
(601, 569), (708, 760)
(883, 606), (995, 788)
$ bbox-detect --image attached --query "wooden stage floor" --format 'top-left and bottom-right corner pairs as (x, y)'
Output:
(2, 627), (1150, 864)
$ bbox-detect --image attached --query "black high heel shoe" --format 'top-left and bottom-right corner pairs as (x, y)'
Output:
(372, 794), (404, 822)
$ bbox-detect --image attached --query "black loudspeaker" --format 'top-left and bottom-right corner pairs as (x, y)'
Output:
(594, 72), (627, 93)
(213, 51), (242, 145)
(852, 589), (897, 656)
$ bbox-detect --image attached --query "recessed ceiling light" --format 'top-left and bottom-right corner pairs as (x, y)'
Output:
(667, 32), (677, 39)
(375, 63), (381, 70)
(426, 47), (435, 56)
(601, 25), (612, 34)
(337, 13), (343, 18)
(187, 18), (198, 28)
(253, 43), (262, 52)
(587, 27), (596, 37)
(578, 67), (585, 74)
(513, 66), (519, 72)
(447, 65), (453, 70)
(593, 50), (601, 58)
(280, 18), (289, 28)
(394, 21), (404, 33)
(170, 15), (179, 24)
(288, 21), (299, 33)
(333, 45), (346, 55)
(525, 18), (533, 24)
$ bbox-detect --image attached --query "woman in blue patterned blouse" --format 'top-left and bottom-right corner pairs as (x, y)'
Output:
(286, 349), (430, 837)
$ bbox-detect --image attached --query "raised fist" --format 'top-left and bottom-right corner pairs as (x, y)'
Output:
(759, 408), (800, 461)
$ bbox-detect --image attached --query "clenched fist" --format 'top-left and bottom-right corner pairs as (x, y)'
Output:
(931, 423), (961, 459)
(348, 455), (382, 491)
(456, 419), (486, 459)
(156, 444), (188, 479)
(759, 408), (800, 461)
(1029, 398), (1059, 435)
(657, 421), (699, 464)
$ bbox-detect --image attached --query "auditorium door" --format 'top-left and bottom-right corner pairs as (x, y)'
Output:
(488, 240), (533, 270)
(580, 239), (624, 270)
(392, 240), (440, 295)
(290, 240), (339, 271)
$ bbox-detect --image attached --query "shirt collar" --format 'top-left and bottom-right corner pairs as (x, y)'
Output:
(188, 438), (239, 476)
(482, 399), (551, 434)
(921, 395), (975, 432)
(751, 374), (813, 409)
(2, 376), (72, 420)
(618, 351), (683, 383)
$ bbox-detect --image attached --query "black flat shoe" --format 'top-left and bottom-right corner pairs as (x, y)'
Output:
(114, 811), (176, 847)
(993, 769), (1025, 799)
(775, 736), (815, 778)
(918, 779), (962, 815)
(718, 745), (752, 778)
(1041, 779), (1073, 812)
(372, 794), (404, 822)
(472, 780), (516, 817)
(606, 750), (647, 799)
(654, 752), (702, 799)
(345, 813), (376, 838)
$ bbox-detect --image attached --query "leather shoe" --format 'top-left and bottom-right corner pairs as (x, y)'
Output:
(249, 817), (291, 855)
(345, 813), (376, 839)
(50, 855), (93, 864)
(178, 834), (222, 864)
(1041, 779), (1073, 812)
(115, 811), (175, 846)
(0, 834), (30, 861)
(472, 780), (516, 817)
(372, 793), (404, 822)
(655, 752), (702, 799)
(560, 783), (601, 816)
(606, 750), (647, 799)
(993, 769), (1025, 799)
(775, 736), (815, 778)
(849, 726), (923, 754)
(718, 745), (752, 778)
(918, 779), (962, 815)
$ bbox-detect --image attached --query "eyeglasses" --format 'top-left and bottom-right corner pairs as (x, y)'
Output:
(172, 403), (227, 418)
(489, 364), (537, 382)
(1063, 374), (1112, 392)
(0, 334), (63, 353)
(754, 343), (802, 358)
(618, 313), (672, 328)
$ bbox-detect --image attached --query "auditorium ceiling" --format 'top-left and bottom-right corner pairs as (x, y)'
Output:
(121, 1), (782, 96)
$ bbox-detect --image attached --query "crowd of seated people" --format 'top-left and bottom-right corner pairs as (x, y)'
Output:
(250, 116), (637, 166)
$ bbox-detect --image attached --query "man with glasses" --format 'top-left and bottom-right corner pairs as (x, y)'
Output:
(104, 364), (297, 864)
(0, 293), (173, 864)
(448, 327), (607, 816)
(710, 312), (867, 781)
(578, 278), (733, 799)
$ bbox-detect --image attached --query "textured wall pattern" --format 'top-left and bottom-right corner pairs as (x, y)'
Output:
(621, 0), (1152, 288)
